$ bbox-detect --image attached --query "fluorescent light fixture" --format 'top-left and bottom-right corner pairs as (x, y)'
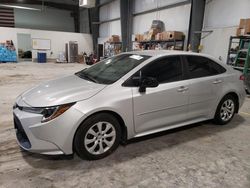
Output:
(0, 4), (41, 11)
(79, 0), (95, 8)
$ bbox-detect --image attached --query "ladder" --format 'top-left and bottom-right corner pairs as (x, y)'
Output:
(233, 38), (250, 75)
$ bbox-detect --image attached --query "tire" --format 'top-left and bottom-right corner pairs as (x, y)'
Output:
(246, 89), (250, 95)
(213, 94), (236, 125)
(74, 113), (121, 160)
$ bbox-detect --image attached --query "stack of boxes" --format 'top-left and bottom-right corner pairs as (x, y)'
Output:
(155, 31), (184, 41)
(135, 19), (184, 42)
(236, 18), (250, 36)
(0, 40), (17, 62)
(108, 35), (120, 43)
(104, 35), (121, 57)
(135, 30), (184, 42)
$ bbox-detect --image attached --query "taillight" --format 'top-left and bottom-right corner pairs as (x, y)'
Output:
(240, 75), (245, 81)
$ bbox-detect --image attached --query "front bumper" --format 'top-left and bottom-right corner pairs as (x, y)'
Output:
(13, 103), (85, 155)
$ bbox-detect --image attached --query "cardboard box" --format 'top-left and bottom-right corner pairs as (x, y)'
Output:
(239, 18), (250, 34)
(143, 34), (149, 41)
(236, 28), (250, 36)
(108, 35), (120, 42)
(239, 19), (250, 28)
(161, 31), (169, 40)
(155, 33), (163, 41)
(149, 28), (161, 35)
(142, 28), (161, 41)
(236, 28), (245, 36)
(147, 32), (154, 41)
(167, 31), (184, 40)
(135, 34), (144, 42)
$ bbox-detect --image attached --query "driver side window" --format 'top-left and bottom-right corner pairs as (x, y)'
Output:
(141, 56), (183, 84)
(123, 56), (183, 87)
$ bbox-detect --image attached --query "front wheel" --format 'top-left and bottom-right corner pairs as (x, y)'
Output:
(213, 95), (236, 125)
(74, 113), (121, 160)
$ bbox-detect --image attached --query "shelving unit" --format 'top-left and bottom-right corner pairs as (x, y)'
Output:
(103, 42), (122, 58)
(227, 35), (250, 93)
(227, 36), (250, 65)
(132, 36), (185, 51)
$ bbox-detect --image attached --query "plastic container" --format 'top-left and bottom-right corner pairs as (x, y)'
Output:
(37, 52), (47, 63)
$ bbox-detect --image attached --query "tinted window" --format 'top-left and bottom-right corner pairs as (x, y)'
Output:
(186, 56), (226, 79)
(210, 60), (226, 74)
(141, 56), (182, 84)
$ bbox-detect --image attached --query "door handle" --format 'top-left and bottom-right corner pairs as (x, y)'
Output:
(213, 79), (222, 84)
(177, 86), (189, 92)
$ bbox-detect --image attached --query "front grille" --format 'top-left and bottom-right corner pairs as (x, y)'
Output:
(13, 114), (31, 149)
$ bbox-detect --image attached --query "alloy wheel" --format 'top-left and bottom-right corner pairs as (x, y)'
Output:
(220, 99), (235, 122)
(84, 121), (116, 155)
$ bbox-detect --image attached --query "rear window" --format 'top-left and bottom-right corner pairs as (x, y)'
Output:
(186, 56), (226, 79)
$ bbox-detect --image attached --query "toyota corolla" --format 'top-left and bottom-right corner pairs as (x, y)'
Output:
(13, 50), (246, 160)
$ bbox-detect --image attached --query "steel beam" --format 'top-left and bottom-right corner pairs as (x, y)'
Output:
(120, 0), (133, 51)
(92, 17), (120, 25)
(89, 0), (100, 55)
(187, 0), (206, 52)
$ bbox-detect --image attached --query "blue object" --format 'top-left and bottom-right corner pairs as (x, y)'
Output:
(37, 52), (47, 63)
(0, 45), (17, 62)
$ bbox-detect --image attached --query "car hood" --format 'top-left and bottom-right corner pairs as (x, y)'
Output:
(21, 75), (106, 107)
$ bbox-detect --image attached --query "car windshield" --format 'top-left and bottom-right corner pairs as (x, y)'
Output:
(75, 54), (150, 84)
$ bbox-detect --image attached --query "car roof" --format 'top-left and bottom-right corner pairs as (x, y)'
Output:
(123, 50), (225, 66)
(124, 50), (216, 59)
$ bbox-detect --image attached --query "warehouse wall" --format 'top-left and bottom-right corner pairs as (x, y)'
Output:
(98, 0), (121, 43)
(133, 0), (191, 46)
(14, 5), (75, 32)
(0, 27), (93, 60)
(80, 9), (90, 33)
(201, 0), (250, 62)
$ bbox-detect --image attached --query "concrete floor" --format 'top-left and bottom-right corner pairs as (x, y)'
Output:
(0, 62), (250, 188)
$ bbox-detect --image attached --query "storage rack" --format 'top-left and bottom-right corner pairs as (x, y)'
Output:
(227, 35), (250, 65)
(132, 36), (185, 51)
(104, 42), (122, 58)
(227, 35), (250, 93)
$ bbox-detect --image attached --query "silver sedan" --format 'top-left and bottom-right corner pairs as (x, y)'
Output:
(13, 50), (246, 160)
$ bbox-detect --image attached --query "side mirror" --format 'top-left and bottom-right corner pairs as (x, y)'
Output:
(139, 77), (159, 93)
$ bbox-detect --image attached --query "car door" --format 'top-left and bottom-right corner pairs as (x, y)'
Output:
(131, 56), (189, 134)
(184, 55), (225, 120)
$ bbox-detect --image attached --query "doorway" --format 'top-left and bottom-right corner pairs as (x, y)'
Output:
(17, 33), (32, 62)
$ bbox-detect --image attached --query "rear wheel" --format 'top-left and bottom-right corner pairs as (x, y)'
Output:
(213, 94), (236, 125)
(246, 88), (250, 95)
(74, 113), (121, 160)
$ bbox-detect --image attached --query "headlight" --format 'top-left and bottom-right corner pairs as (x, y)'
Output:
(20, 103), (75, 123)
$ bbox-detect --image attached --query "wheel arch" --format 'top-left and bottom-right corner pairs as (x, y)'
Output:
(225, 92), (239, 113)
(218, 91), (240, 114)
(73, 110), (128, 151)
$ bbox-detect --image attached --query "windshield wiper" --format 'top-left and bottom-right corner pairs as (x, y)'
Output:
(76, 72), (99, 83)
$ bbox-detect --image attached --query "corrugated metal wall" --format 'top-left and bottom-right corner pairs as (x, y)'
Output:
(98, 0), (191, 44)
(99, 0), (121, 38)
(133, 0), (191, 35)
(201, 0), (250, 62)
